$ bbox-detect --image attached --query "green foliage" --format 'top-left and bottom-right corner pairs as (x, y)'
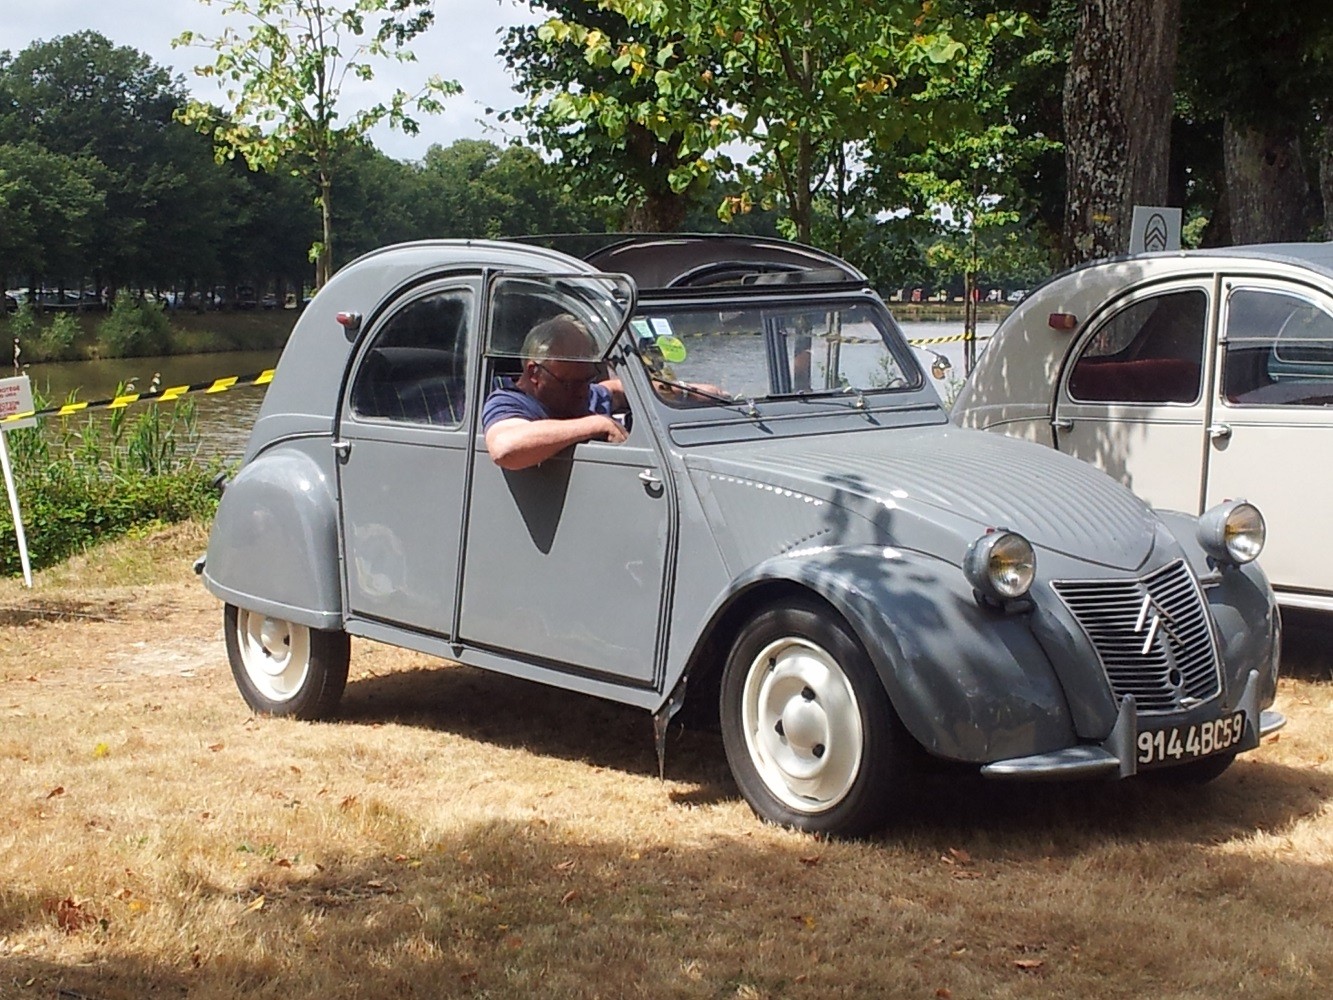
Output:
(97, 291), (173, 358)
(521, 0), (1020, 241)
(173, 0), (460, 285)
(36, 312), (82, 362)
(0, 384), (221, 577)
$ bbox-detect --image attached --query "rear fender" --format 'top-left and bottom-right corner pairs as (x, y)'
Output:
(202, 442), (342, 629)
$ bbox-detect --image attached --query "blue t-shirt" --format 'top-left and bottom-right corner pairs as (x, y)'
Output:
(481, 379), (613, 432)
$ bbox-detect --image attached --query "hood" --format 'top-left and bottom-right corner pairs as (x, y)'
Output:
(699, 425), (1159, 571)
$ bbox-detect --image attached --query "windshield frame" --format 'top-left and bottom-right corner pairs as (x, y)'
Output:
(625, 290), (927, 411)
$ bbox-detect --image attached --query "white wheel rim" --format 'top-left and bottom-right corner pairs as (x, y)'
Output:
(741, 636), (864, 814)
(236, 609), (311, 703)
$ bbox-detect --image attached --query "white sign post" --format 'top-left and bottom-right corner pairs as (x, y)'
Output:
(0, 375), (35, 587)
(1129, 206), (1183, 255)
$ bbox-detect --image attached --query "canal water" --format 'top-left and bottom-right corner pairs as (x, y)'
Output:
(18, 320), (995, 460)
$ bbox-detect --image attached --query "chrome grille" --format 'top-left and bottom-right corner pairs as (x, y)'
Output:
(1051, 560), (1220, 713)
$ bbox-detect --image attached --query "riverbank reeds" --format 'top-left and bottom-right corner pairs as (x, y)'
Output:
(0, 382), (222, 576)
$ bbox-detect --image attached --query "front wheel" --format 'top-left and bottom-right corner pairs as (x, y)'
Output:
(225, 604), (349, 720)
(720, 599), (911, 836)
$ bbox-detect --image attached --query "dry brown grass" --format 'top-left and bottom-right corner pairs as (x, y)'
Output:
(0, 523), (1329, 999)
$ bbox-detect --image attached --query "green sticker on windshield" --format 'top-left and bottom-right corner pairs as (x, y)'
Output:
(655, 335), (687, 363)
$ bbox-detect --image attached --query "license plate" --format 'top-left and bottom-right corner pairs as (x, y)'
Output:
(1136, 712), (1246, 768)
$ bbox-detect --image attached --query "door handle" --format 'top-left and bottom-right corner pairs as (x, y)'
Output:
(1207, 423), (1232, 441)
(332, 439), (352, 460)
(638, 469), (662, 486)
(1051, 417), (1073, 431)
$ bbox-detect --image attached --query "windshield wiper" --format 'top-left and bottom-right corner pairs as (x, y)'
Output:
(648, 374), (743, 407)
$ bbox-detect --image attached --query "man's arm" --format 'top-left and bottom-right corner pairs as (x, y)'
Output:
(484, 414), (627, 470)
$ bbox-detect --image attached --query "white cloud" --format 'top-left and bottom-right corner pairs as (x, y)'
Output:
(0, 0), (543, 160)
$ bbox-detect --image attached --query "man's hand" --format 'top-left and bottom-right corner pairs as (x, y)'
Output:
(587, 413), (629, 444)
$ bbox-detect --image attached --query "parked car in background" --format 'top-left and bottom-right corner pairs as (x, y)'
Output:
(954, 242), (1333, 612)
(200, 235), (1283, 836)
(3, 291), (17, 314)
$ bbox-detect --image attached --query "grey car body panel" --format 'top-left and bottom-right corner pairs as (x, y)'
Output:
(204, 236), (1283, 780)
(202, 439), (342, 629)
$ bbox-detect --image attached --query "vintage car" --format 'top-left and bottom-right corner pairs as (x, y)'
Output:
(199, 235), (1284, 836)
(953, 242), (1333, 613)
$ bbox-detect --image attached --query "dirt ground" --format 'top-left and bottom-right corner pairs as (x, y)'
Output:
(0, 524), (1329, 999)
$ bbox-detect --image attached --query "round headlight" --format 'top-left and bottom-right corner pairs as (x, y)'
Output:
(1197, 500), (1265, 565)
(964, 530), (1036, 603)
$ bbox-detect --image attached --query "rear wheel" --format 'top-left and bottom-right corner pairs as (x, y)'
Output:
(225, 604), (349, 720)
(720, 599), (910, 836)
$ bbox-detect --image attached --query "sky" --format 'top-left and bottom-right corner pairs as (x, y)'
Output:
(0, 0), (543, 161)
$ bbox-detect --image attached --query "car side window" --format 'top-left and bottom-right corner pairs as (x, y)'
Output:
(1223, 288), (1333, 406)
(1067, 290), (1206, 404)
(350, 288), (472, 426)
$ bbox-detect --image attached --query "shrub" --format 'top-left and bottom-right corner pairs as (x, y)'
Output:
(36, 311), (82, 361)
(98, 290), (172, 358)
(0, 384), (224, 576)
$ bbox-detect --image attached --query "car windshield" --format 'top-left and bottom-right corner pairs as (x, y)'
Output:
(629, 299), (921, 404)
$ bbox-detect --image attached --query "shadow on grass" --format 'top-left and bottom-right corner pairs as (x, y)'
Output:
(340, 659), (736, 807)
(2, 799), (1331, 1000)
(337, 656), (1331, 851)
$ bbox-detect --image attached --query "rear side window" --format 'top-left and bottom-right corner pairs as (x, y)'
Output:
(1223, 288), (1333, 406)
(350, 288), (472, 426)
(1067, 290), (1206, 404)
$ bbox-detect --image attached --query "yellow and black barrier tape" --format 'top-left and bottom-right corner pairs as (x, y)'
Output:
(907, 333), (989, 346)
(0, 368), (275, 426)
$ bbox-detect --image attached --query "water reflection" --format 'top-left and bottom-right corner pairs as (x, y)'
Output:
(20, 349), (283, 461)
(15, 321), (992, 461)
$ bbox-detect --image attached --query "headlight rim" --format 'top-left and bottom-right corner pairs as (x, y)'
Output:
(964, 529), (1037, 605)
(1197, 499), (1265, 566)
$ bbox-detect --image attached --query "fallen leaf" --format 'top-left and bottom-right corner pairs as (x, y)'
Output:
(92, 743), (110, 758)
(936, 990), (953, 999)
(243, 895), (265, 913)
(947, 847), (972, 864)
(790, 914), (816, 928)
(1014, 958), (1044, 971)
(952, 870), (984, 880)
(367, 880), (385, 889)
(339, 795), (359, 810)
(554, 859), (576, 872)
(45, 786), (65, 799)
(275, 858), (292, 868)
(560, 889), (580, 906)
(114, 888), (133, 901)
(207, 743), (225, 753)
(799, 855), (822, 867)
(45, 897), (95, 934)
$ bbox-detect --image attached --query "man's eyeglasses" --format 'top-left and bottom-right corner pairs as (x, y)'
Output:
(534, 362), (598, 391)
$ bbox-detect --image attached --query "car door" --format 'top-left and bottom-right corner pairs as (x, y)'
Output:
(1205, 280), (1333, 601)
(336, 280), (477, 635)
(1052, 282), (1216, 513)
(457, 274), (672, 688)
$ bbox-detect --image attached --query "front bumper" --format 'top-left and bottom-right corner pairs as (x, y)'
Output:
(980, 669), (1285, 780)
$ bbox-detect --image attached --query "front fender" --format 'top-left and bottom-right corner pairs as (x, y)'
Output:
(202, 441), (342, 629)
(718, 545), (1077, 763)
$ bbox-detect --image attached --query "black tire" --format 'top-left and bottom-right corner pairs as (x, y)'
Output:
(720, 598), (911, 836)
(224, 604), (350, 720)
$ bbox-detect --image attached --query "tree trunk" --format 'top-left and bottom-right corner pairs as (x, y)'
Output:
(1321, 111), (1333, 240)
(1062, 0), (1181, 265)
(621, 192), (689, 232)
(1223, 117), (1310, 244)
(317, 172), (334, 289)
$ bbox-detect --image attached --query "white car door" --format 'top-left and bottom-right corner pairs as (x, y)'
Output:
(1052, 282), (1216, 514)
(1205, 280), (1333, 605)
